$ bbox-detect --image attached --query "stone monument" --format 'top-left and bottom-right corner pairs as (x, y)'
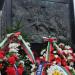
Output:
(1, 0), (73, 44)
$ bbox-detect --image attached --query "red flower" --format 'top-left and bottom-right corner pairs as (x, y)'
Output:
(8, 56), (16, 65)
(65, 66), (70, 71)
(72, 53), (75, 60)
(0, 51), (5, 59)
(6, 66), (16, 75)
(61, 59), (67, 66)
(0, 54), (4, 59)
(50, 54), (55, 62)
(12, 54), (18, 60)
(0, 63), (3, 69)
(57, 50), (62, 55)
(42, 71), (46, 75)
(8, 54), (18, 65)
(55, 57), (61, 64)
(18, 65), (24, 75)
(40, 57), (45, 61)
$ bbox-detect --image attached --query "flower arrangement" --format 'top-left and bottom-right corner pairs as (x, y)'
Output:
(39, 37), (75, 75)
(0, 32), (35, 75)
(0, 32), (75, 75)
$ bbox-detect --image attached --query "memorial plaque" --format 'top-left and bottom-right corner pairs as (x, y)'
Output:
(1, 0), (73, 44)
(12, 0), (71, 43)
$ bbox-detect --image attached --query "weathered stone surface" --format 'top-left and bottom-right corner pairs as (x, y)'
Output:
(12, 0), (71, 43)
(0, 0), (71, 43)
(12, 0), (71, 42)
(0, 11), (2, 39)
(38, 0), (70, 3)
(1, 0), (12, 39)
(0, 0), (4, 10)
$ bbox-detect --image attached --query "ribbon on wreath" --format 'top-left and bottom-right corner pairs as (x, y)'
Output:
(36, 63), (44, 75)
(43, 37), (56, 62)
(47, 38), (54, 62)
(18, 35), (35, 64)
(0, 32), (35, 64)
(12, 32), (35, 64)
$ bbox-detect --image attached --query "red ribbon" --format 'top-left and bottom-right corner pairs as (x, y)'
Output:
(14, 32), (21, 37)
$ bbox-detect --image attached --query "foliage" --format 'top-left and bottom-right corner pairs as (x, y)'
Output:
(6, 18), (30, 42)
(6, 18), (22, 33)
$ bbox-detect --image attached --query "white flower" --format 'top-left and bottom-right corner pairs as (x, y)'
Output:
(10, 48), (19, 51)
(19, 60), (24, 67)
(53, 61), (56, 65)
(40, 56), (43, 59)
(9, 49), (18, 53)
(54, 55), (58, 58)
(9, 43), (20, 49)
(53, 51), (57, 53)
(16, 53), (20, 56)
(63, 50), (68, 54)
(67, 56), (73, 60)
(65, 45), (71, 49)
(68, 50), (72, 53)
(69, 66), (73, 70)
(47, 68), (50, 74)
(70, 62), (74, 66)
(31, 64), (36, 71)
